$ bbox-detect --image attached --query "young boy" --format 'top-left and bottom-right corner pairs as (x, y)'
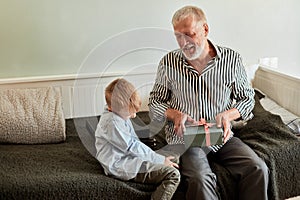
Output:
(95, 78), (180, 200)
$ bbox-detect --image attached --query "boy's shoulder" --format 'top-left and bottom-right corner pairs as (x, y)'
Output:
(99, 111), (127, 128)
(100, 111), (113, 121)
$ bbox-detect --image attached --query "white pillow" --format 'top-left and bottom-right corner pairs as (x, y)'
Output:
(245, 64), (259, 85)
(260, 97), (298, 124)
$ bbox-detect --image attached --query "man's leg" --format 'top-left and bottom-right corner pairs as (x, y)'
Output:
(215, 137), (269, 200)
(180, 147), (219, 200)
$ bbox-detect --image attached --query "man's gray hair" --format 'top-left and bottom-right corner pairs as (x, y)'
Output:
(172, 6), (207, 27)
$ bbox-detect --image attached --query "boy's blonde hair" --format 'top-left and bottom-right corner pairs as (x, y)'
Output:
(105, 78), (141, 114)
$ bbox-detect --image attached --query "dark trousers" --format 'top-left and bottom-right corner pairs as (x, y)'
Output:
(180, 137), (269, 200)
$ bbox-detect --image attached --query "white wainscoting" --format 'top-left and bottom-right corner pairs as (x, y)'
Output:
(0, 72), (156, 119)
(1, 67), (298, 119)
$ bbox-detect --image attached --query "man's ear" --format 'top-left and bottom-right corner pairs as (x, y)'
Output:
(203, 23), (209, 37)
(107, 106), (112, 112)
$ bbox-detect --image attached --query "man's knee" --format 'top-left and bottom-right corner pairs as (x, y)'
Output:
(256, 158), (269, 179)
(189, 171), (217, 187)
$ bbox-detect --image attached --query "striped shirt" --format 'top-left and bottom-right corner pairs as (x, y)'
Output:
(149, 41), (255, 152)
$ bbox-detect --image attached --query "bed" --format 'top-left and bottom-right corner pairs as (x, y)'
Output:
(0, 68), (300, 200)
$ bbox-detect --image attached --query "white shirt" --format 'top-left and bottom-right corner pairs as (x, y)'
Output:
(95, 111), (165, 180)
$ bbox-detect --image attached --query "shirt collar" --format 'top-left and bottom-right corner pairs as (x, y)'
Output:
(208, 39), (221, 59)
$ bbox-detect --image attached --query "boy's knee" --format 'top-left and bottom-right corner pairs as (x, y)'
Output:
(166, 167), (181, 182)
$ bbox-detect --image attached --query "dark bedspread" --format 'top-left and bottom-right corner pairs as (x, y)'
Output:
(0, 95), (299, 200)
(211, 95), (300, 200)
(233, 95), (300, 200)
(0, 119), (156, 200)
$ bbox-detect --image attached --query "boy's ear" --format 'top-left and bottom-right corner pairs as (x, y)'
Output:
(107, 106), (112, 112)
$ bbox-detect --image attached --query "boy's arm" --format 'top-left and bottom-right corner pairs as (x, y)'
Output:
(103, 122), (165, 164)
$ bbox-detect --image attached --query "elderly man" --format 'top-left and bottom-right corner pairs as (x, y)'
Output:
(149, 5), (269, 200)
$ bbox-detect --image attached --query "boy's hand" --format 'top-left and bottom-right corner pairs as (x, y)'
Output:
(164, 156), (179, 168)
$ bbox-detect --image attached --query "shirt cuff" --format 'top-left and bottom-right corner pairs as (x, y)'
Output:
(153, 153), (165, 164)
(234, 102), (254, 121)
(149, 103), (169, 122)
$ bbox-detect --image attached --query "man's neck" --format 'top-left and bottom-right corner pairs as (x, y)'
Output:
(187, 40), (216, 73)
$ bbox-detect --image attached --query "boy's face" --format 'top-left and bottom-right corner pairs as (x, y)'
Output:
(124, 108), (138, 119)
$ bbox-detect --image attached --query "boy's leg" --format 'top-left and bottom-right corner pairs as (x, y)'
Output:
(133, 162), (180, 200)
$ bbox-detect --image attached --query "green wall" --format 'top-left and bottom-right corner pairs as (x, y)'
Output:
(0, 0), (299, 79)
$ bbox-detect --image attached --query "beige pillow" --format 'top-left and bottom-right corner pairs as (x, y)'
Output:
(0, 87), (66, 144)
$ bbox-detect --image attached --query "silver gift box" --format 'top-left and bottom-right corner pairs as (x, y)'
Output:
(184, 122), (223, 148)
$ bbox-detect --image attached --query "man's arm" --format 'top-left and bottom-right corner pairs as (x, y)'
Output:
(148, 61), (171, 122)
(216, 55), (255, 143)
(232, 56), (255, 120)
(149, 62), (196, 136)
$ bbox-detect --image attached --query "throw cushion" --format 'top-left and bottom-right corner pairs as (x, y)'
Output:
(0, 87), (66, 144)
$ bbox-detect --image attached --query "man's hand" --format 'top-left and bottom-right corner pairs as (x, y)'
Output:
(216, 108), (240, 143)
(164, 156), (179, 168)
(165, 108), (196, 137)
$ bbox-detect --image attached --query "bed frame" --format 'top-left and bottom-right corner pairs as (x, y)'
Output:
(253, 67), (300, 116)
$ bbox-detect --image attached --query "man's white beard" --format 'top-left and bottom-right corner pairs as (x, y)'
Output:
(182, 41), (205, 61)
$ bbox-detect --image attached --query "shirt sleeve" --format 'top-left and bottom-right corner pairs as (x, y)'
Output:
(148, 60), (171, 122)
(232, 55), (255, 120)
(104, 119), (165, 164)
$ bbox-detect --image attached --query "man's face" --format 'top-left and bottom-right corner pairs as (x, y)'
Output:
(174, 16), (207, 60)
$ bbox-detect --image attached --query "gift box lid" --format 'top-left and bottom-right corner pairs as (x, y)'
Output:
(184, 120), (223, 147)
(184, 123), (223, 135)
